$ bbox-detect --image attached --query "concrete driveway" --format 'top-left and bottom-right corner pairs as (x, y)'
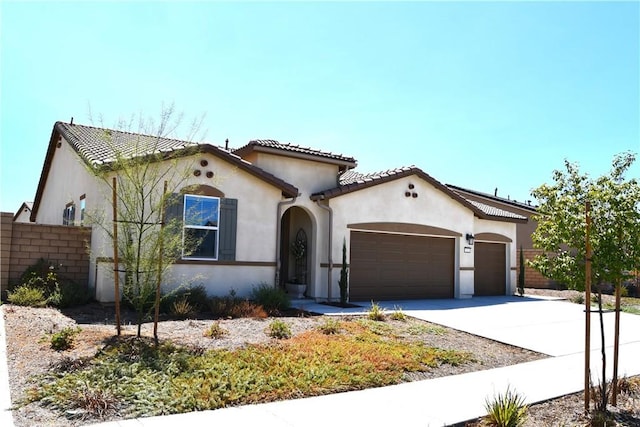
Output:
(295, 295), (640, 357)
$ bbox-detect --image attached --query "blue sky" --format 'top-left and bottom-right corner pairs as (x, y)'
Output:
(1, 1), (638, 213)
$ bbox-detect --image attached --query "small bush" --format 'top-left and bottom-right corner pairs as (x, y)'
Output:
(571, 294), (585, 305)
(68, 386), (118, 419)
(484, 386), (528, 427)
(318, 318), (342, 335)
(390, 306), (407, 321)
(203, 322), (228, 339)
(251, 283), (290, 314)
(7, 286), (47, 307)
(367, 301), (386, 321)
(170, 299), (195, 319)
(210, 295), (268, 319)
(50, 326), (81, 351)
(267, 319), (292, 339)
(162, 284), (209, 313)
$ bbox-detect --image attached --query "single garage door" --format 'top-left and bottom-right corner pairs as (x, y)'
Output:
(474, 242), (506, 296)
(349, 231), (454, 300)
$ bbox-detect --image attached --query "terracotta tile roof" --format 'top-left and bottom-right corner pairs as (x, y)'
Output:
(233, 139), (357, 167)
(31, 123), (299, 221)
(313, 166), (526, 223)
(465, 200), (527, 221)
(56, 122), (201, 166)
(446, 184), (538, 212)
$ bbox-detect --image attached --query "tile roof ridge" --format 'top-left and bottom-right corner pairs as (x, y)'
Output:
(56, 121), (206, 147)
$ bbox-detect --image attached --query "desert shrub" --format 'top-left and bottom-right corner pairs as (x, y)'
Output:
(251, 283), (290, 314)
(14, 259), (90, 308)
(203, 322), (228, 339)
(367, 301), (386, 321)
(7, 286), (47, 307)
(267, 319), (292, 339)
(69, 386), (118, 419)
(170, 299), (195, 319)
(571, 294), (585, 305)
(161, 284), (209, 314)
(50, 326), (81, 351)
(209, 294), (267, 319)
(317, 318), (342, 335)
(390, 306), (407, 321)
(484, 386), (528, 427)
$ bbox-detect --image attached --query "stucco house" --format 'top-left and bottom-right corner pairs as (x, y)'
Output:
(446, 185), (555, 289)
(13, 202), (33, 223)
(30, 121), (527, 303)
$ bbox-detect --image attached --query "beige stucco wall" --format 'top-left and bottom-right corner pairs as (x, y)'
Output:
(13, 207), (32, 223)
(250, 153), (340, 194)
(315, 175), (480, 300)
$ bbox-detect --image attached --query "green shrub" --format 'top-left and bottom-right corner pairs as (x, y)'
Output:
(484, 386), (528, 427)
(267, 319), (292, 339)
(13, 260), (91, 308)
(7, 286), (47, 307)
(203, 322), (228, 339)
(161, 284), (209, 314)
(571, 294), (585, 305)
(50, 326), (81, 351)
(367, 301), (386, 321)
(390, 306), (407, 321)
(318, 318), (342, 335)
(251, 283), (290, 314)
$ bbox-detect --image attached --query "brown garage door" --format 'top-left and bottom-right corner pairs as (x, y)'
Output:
(349, 231), (454, 300)
(474, 242), (506, 296)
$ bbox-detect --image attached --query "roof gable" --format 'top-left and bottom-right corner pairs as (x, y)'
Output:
(233, 139), (357, 170)
(31, 122), (299, 221)
(312, 166), (527, 223)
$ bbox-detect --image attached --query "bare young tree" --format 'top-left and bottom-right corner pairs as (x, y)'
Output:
(85, 104), (207, 338)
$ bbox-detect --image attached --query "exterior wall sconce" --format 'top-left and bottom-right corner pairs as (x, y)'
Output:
(466, 233), (475, 245)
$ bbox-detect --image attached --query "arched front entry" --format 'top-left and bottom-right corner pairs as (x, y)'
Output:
(279, 206), (313, 295)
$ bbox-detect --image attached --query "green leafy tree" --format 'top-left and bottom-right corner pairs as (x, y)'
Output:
(86, 104), (205, 338)
(531, 152), (640, 290)
(530, 151), (640, 412)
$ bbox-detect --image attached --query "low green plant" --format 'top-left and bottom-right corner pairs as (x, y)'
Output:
(203, 322), (228, 339)
(28, 322), (473, 419)
(484, 386), (528, 427)
(161, 284), (209, 314)
(317, 318), (342, 335)
(50, 326), (81, 351)
(67, 385), (118, 419)
(367, 301), (386, 321)
(267, 319), (292, 339)
(407, 323), (446, 336)
(251, 283), (290, 314)
(390, 306), (407, 321)
(571, 294), (585, 305)
(170, 299), (195, 319)
(7, 286), (47, 307)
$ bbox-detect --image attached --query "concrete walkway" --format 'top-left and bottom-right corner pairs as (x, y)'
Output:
(2, 297), (640, 427)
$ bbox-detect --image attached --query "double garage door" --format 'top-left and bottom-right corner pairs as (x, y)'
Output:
(349, 231), (455, 300)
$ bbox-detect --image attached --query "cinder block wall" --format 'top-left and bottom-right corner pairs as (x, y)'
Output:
(1, 213), (13, 296)
(1, 213), (91, 296)
(517, 248), (556, 289)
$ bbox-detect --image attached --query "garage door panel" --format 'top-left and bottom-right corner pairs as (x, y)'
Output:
(474, 242), (506, 296)
(350, 231), (454, 300)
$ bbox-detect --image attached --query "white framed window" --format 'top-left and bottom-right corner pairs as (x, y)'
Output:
(63, 202), (75, 226)
(183, 194), (220, 259)
(80, 194), (86, 225)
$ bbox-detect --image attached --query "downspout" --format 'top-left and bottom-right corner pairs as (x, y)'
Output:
(275, 195), (298, 288)
(316, 198), (333, 301)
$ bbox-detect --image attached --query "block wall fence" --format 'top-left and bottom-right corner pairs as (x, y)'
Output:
(1, 212), (91, 297)
(517, 247), (556, 289)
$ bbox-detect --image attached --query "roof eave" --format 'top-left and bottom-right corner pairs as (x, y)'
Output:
(235, 143), (357, 170)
